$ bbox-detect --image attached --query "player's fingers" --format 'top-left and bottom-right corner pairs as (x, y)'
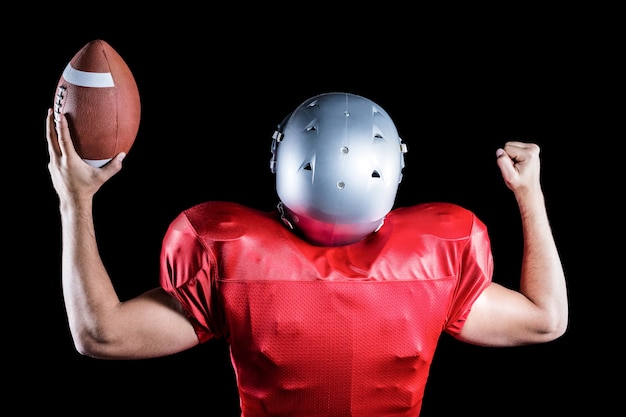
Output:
(54, 111), (80, 159)
(45, 108), (61, 159)
(496, 142), (541, 191)
(496, 147), (513, 171)
(496, 147), (518, 189)
(501, 141), (537, 164)
(100, 152), (126, 178)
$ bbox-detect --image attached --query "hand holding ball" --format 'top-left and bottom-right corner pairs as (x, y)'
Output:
(53, 40), (141, 167)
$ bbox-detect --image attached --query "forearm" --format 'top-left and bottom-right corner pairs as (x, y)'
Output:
(516, 189), (568, 337)
(60, 198), (122, 355)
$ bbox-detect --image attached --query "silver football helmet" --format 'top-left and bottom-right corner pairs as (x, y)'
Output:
(271, 92), (408, 246)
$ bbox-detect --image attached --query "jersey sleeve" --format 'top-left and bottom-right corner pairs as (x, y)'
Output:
(445, 213), (494, 336)
(159, 210), (220, 343)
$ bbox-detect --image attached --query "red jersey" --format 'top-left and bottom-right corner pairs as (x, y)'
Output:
(160, 201), (493, 416)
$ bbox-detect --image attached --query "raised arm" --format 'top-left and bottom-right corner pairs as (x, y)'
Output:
(458, 141), (568, 347)
(46, 110), (199, 359)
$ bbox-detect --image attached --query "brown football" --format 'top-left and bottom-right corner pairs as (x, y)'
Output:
(53, 39), (141, 167)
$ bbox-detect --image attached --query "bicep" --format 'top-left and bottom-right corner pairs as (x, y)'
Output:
(96, 288), (200, 359)
(455, 282), (550, 347)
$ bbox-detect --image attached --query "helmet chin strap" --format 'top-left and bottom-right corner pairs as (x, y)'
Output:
(277, 201), (294, 230)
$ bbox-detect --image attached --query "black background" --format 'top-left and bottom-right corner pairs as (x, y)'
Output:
(14, 6), (615, 416)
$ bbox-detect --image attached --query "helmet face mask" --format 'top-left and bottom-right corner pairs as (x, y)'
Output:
(271, 92), (407, 246)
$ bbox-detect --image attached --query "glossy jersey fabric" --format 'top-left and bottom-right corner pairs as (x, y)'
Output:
(160, 201), (493, 417)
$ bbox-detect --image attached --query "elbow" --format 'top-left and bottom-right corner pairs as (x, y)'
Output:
(71, 333), (108, 359)
(73, 342), (96, 358)
(538, 307), (569, 342)
(543, 321), (568, 342)
(69, 325), (118, 359)
(552, 315), (569, 340)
